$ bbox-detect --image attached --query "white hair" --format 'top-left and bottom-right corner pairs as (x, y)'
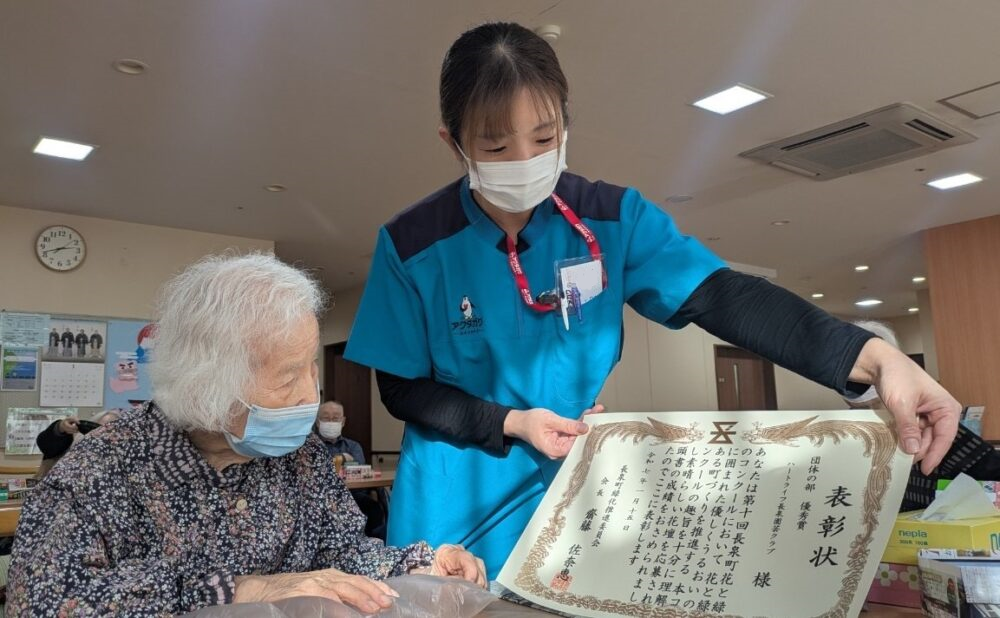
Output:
(852, 320), (900, 350)
(92, 409), (121, 424)
(149, 253), (327, 432)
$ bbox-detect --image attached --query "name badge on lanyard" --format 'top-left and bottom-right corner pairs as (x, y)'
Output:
(505, 193), (607, 330)
(555, 253), (606, 331)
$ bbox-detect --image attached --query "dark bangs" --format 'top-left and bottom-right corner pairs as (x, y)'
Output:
(440, 22), (569, 151)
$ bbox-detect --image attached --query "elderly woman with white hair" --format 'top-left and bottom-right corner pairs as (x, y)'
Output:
(6, 254), (485, 617)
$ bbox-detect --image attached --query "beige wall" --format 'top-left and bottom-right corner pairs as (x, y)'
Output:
(0, 204), (273, 464)
(917, 289), (939, 379)
(0, 205), (273, 319)
(884, 315), (923, 355)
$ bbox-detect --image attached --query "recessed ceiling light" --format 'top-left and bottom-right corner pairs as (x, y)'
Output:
(771, 220), (790, 226)
(264, 184), (287, 192)
(908, 307), (920, 313)
(912, 276), (926, 283)
(33, 137), (95, 161)
(112, 58), (147, 75)
(855, 298), (883, 307)
(533, 24), (561, 43)
(692, 84), (771, 115)
(854, 265), (870, 272)
(927, 173), (983, 190)
(811, 292), (825, 299)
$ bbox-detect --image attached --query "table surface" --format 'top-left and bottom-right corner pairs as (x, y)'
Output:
(0, 499), (24, 537)
(476, 599), (920, 616)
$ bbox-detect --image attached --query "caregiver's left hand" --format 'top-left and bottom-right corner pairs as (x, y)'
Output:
(851, 337), (960, 475)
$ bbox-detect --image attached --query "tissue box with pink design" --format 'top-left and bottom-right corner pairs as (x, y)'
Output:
(866, 562), (923, 608)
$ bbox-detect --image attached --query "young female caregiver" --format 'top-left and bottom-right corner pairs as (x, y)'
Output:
(345, 22), (960, 578)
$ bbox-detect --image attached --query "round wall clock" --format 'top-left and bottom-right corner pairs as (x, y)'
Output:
(36, 225), (87, 271)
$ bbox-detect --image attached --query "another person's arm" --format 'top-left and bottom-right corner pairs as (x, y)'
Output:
(35, 418), (77, 460)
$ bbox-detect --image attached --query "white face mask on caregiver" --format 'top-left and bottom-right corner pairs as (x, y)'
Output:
(460, 133), (568, 214)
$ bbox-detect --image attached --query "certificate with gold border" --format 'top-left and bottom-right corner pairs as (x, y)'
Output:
(497, 409), (912, 617)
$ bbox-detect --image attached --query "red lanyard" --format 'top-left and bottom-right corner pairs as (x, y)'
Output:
(506, 193), (604, 313)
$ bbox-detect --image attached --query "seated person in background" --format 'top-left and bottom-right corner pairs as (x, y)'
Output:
(316, 401), (387, 539)
(7, 254), (484, 617)
(845, 320), (999, 511)
(35, 410), (121, 479)
(316, 401), (365, 463)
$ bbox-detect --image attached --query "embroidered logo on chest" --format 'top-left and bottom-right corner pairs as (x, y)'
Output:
(450, 294), (484, 335)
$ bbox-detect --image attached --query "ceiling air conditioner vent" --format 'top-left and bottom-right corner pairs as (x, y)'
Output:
(740, 103), (976, 180)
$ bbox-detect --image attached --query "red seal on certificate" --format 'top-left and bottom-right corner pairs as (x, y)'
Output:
(550, 570), (572, 591)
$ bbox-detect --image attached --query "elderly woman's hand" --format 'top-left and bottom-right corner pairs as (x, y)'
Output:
(851, 338), (960, 475)
(234, 568), (398, 614)
(411, 544), (486, 588)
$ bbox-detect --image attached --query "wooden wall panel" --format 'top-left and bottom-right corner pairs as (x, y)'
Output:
(924, 214), (1000, 440)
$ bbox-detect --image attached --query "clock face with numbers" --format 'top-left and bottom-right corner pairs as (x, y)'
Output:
(35, 225), (87, 271)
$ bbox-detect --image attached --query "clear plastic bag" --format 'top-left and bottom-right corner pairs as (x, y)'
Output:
(182, 575), (496, 618)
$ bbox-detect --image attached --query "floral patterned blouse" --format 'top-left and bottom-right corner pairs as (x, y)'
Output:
(6, 404), (434, 616)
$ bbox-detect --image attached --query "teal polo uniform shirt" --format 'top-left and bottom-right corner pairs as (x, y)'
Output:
(345, 172), (725, 578)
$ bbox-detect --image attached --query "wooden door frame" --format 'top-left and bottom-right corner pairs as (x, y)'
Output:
(713, 345), (778, 410)
(323, 341), (373, 462)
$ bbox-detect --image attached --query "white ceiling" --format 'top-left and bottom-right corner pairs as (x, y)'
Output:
(2, 1), (999, 319)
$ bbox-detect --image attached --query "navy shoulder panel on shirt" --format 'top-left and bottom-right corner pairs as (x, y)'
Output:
(554, 172), (627, 222)
(386, 177), (469, 263)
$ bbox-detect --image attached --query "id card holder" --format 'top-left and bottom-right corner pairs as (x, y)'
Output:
(554, 254), (606, 331)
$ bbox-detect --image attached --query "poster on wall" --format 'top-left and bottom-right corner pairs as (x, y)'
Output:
(1, 345), (39, 391)
(5, 407), (76, 455)
(103, 319), (157, 410)
(40, 361), (105, 407)
(41, 318), (107, 363)
(0, 312), (50, 348)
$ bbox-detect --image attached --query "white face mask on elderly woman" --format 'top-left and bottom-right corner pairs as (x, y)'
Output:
(462, 133), (568, 214)
(224, 384), (321, 458)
